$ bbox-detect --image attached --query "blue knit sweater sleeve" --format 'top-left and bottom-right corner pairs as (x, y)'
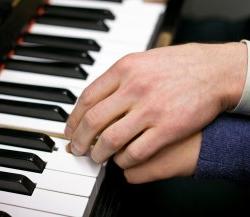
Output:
(194, 114), (250, 182)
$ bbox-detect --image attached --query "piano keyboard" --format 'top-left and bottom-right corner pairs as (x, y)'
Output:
(0, 0), (166, 216)
(0, 0), (165, 137)
(0, 128), (104, 217)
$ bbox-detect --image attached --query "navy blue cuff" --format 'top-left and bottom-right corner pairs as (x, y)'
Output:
(194, 114), (250, 182)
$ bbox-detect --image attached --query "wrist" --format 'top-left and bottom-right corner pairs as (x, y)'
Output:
(221, 42), (247, 111)
(191, 42), (247, 113)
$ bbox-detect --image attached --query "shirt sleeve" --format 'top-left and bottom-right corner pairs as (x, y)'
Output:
(231, 40), (250, 115)
(194, 114), (250, 182)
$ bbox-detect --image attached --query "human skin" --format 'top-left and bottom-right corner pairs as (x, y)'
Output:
(123, 132), (202, 184)
(65, 42), (247, 182)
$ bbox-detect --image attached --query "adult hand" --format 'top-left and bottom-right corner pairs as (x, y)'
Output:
(123, 132), (201, 184)
(65, 43), (246, 169)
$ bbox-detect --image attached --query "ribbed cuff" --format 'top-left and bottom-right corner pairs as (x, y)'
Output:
(194, 114), (250, 182)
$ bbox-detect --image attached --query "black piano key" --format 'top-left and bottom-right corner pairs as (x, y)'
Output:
(44, 5), (115, 20)
(0, 211), (11, 217)
(14, 45), (94, 65)
(36, 15), (109, 32)
(0, 171), (36, 196)
(0, 81), (77, 104)
(0, 149), (46, 173)
(22, 33), (101, 51)
(5, 59), (88, 79)
(0, 98), (68, 122)
(0, 128), (55, 152)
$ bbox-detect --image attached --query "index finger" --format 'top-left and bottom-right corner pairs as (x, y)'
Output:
(65, 64), (121, 139)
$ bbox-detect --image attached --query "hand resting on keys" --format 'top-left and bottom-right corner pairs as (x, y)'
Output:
(65, 42), (247, 182)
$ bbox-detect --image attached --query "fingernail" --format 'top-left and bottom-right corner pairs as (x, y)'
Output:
(64, 126), (73, 139)
(71, 143), (82, 156)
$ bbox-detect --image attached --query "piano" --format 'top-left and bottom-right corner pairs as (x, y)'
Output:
(0, 0), (166, 216)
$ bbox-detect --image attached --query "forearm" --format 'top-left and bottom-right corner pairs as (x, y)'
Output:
(195, 114), (250, 182)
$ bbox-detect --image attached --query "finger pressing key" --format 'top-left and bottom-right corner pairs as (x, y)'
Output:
(65, 64), (121, 139)
(69, 91), (131, 156)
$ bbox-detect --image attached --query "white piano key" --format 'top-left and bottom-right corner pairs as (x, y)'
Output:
(0, 204), (62, 217)
(0, 70), (83, 96)
(0, 113), (66, 136)
(10, 55), (56, 62)
(0, 69), (88, 89)
(0, 188), (88, 217)
(0, 167), (96, 197)
(95, 40), (146, 53)
(0, 136), (102, 178)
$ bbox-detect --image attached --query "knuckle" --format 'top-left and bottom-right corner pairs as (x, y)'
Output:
(126, 146), (145, 162)
(136, 107), (157, 125)
(66, 116), (77, 129)
(123, 76), (152, 99)
(100, 130), (120, 150)
(140, 106), (153, 118)
(84, 109), (100, 130)
(129, 81), (150, 96)
(118, 77), (150, 100)
(136, 81), (149, 92)
(78, 88), (93, 107)
(116, 53), (140, 72)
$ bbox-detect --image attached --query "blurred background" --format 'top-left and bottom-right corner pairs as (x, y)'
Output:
(159, 0), (250, 46)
